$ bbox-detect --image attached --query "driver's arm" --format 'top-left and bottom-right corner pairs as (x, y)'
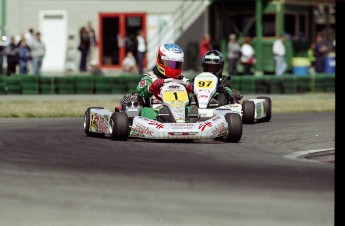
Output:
(137, 76), (153, 98)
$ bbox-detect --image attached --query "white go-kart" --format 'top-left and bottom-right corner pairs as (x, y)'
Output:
(84, 78), (243, 142)
(192, 72), (272, 124)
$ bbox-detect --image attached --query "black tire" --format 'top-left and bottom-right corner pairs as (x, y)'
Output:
(110, 112), (129, 140)
(257, 96), (272, 122)
(223, 113), (242, 143)
(84, 107), (105, 137)
(242, 100), (255, 124)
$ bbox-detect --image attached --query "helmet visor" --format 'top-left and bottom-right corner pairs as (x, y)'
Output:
(203, 63), (222, 74)
(158, 55), (183, 69)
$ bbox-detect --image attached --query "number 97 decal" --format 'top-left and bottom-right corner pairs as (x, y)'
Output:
(197, 80), (214, 88)
(163, 91), (188, 102)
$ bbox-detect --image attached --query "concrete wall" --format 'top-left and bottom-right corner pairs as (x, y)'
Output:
(6, 0), (186, 37)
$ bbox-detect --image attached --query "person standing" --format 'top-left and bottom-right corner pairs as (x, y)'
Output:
(199, 33), (212, 59)
(240, 37), (255, 75)
(0, 42), (5, 75)
(24, 28), (35, 48)
(31, 32), (46, 75)
(86, 21), (97, 70)
(312, 34), (329, 73)
(272, 34), (287, 76)
(227, 34), (241, 75)
(18, 39), (31, 74)
(25, 28), (35, 73)
(5, 36), (19, 76)
(136, 29), (146, 74)
(78, 26), (90, 72)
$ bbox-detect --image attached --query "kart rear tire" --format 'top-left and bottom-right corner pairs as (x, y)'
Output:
(84, 107), (105, 137)
(242, 100), (255, 124)
(110, 112), (129, 140)
(223, 113), (242, 143)
(257, 96), (272, 122)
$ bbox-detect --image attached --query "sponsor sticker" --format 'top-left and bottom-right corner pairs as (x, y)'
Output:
(256, 103), (262, 117)
(198, 121), (212, 131)
(139, 80), (146, 88)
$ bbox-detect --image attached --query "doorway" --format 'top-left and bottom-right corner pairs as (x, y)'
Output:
(39, 10), (68, 73)
(99, 13), (146, 69)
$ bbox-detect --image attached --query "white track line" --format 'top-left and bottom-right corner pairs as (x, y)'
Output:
(283, 148), (335, 163)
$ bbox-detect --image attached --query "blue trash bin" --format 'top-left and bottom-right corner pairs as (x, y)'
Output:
(324, 54), (335, 74)
(293, 66), (309, 76)
(292, 57), (310, 77)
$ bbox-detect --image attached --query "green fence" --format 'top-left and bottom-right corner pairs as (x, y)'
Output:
(0, 74), (334, 95)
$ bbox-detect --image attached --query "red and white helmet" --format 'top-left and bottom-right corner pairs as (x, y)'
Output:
(156, 43), (184, 78)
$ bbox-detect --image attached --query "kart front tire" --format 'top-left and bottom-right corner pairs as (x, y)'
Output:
(242, 100), (255, 124)
(84, 107), (105, 137)
(110, 112), (129, 140)
(223, 113), (242, 143)
(257, 96), (272, 122)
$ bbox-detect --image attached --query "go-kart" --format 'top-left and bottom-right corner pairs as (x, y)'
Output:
(192, 72), (272, 124)
(84, 78), (243, 142)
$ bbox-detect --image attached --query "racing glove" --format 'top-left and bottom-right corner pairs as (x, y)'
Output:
(149, 79), (164, 94)
(232, 89), (242, 103)
(148, 78), (164, 100)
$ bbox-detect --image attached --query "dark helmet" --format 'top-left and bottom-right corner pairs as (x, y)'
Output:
(201, 50), (225, 77)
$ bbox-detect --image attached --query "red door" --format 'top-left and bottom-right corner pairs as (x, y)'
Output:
(99, 13), (146, 69)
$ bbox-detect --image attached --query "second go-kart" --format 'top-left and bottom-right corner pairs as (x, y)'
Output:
(84, 78), (243, 142)
(192, 72), (272, 124)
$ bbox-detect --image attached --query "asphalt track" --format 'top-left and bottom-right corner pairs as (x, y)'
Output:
(0, 112), (335, 226)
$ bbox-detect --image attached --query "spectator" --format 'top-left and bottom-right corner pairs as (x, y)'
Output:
(199, 33), (212, 58)
(18, 39), (31, 74)
(240, 37), (255, 75)
(78, 26), (90, 72)
(272, 34), (287, 76)
(122, 51), (136, 73)
(312, 34), (329, 73)
(31, 32), (46, 75)
(125, 33), (137, 56)
(5, 36), (19, 76)
(308, 43), (316, 75)
(227, 34), (241, 75)
(86, 21), (97, 70)
(24, 28), (35, 48)
(136, 29), (147, 74)
(0, 41), (5, 75)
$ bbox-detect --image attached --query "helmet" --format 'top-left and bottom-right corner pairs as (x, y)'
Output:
(201, 50), (224, 77)
(156, 43), (184, 78)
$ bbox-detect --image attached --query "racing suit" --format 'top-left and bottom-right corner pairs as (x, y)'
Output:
(136, 66), (192, 120)
(216, 75), (242, 104)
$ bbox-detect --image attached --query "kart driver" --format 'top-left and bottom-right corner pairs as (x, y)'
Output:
(201, 50), (242, 105)
(136, 43), (197, 121)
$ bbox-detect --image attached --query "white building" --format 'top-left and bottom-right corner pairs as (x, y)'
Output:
(4, 0), (210, 74)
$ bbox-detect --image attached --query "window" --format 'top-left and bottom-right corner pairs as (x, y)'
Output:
(263, 14), (276, 37)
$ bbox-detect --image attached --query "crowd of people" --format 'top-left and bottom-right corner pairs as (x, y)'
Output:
(196, 32), (333, 76)
(121, 29), (147, 74)
(0, 28), (46, 76)
(0, 25), (332, 78)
